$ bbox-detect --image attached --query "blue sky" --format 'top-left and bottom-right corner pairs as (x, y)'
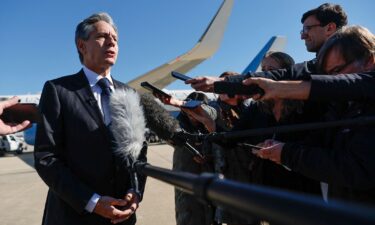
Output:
(1, 0), (374, 95)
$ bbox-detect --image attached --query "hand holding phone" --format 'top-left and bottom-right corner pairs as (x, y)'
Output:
(180, 100), (203, 109)
(171, 71), (193, 81)
(0, 103), (41, 124)
(141, 82), (171, 98)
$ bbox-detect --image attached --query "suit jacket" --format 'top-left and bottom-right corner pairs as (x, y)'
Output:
(34, 70), (147, 225)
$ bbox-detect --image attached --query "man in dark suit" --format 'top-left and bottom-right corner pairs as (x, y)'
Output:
(34, 12), (146, 225)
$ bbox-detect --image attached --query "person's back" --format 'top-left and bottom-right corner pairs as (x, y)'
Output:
(173, 91), (215, 225)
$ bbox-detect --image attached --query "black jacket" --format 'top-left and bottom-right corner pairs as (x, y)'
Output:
(282, 98), (375, 205)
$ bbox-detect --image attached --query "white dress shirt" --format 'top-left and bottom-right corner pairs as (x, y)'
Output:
(82, 66), (115, 212)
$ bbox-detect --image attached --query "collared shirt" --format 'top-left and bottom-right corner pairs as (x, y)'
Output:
(83, 66), (115, 125)
(82, 66), (115, 212)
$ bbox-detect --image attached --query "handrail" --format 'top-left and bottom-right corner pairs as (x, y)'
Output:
(134, 162), (375, 225)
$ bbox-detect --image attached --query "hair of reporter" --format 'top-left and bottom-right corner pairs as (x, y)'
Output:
(301, 3), (347, 29)
(140, 93), (180, 140)
(263, 51), (295, 69)
(317, 25), (375, 73)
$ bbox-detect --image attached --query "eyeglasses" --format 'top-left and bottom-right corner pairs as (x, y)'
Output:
(300, 24), (322, 35)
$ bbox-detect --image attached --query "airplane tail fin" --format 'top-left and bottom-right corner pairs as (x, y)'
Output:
(127, 0), (234, 92)
(242, 36), (287, 74)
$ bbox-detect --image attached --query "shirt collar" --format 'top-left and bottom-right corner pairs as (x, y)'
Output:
(82, 65), (114, 88)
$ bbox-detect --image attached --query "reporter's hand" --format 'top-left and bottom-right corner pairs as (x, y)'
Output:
(0, 96), (31, 135)
(93, 196), (129, 222)
(181, 106), (216, 132)
(110, 191), (139, 224)
(242, 77), (278, 100)
(252, 139), (285, 164)
(185, 76), (223, 92)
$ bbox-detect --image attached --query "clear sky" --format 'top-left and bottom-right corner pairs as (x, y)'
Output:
(1, 0), (374, 95)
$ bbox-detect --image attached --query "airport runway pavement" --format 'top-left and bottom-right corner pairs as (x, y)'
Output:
(0, 144), (176, 225)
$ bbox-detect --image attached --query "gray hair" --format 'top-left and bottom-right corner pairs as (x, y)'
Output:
(75, 12), (118, 63)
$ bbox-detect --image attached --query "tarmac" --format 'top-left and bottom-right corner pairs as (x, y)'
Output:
(0, 144), (176, 225)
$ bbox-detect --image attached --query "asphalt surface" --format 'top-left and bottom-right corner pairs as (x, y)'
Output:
(0, 144), (175, 225)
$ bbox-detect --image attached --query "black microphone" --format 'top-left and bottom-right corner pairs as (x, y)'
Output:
(140, 93), (204, 159)
(139, 93), (180, 140)
(87, 97), (97, 106)
(213, 81), (264, 97)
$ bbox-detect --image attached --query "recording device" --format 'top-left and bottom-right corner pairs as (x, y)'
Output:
(139, 93), (204, 160)
(141, 82), (171, 98)
(109, 89), (148, 199)
(171, 71), (193, 81)
(213, 81), (265, 98)
(180, 100), (203, 109)
(0, 103), (41, 124)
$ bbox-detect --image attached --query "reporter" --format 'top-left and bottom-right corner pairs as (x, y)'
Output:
(0, 96), (30, 135)
(253, 25), (375, 205)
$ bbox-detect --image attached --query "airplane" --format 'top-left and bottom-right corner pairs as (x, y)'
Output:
(0, 1), (287, 146)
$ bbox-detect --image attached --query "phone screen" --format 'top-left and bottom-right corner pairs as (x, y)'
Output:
(0, 103), (41, 124)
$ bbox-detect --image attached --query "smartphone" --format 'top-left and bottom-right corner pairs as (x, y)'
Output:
(171, 71), (193, 81)
(180, 100), (203, 109)
(140, 82), (171, 98)
(0, 103), (41, 124)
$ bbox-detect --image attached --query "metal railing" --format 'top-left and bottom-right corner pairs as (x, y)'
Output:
(134, 162), (375, 225)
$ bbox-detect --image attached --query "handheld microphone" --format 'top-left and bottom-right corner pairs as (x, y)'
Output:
(213, 81), (264, 97)
(110, 88), (147, 198)
(140, 93), (180, 140)
(139, 93), (204, 160)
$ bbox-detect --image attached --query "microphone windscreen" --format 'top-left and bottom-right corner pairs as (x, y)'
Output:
(140, 93), (180, 140)
(110, 89), (146, 160)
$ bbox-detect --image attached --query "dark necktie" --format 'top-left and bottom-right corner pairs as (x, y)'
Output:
(97, 78), (112, 125)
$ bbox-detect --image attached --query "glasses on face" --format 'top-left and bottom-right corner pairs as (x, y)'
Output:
(300, 24), (322, 35)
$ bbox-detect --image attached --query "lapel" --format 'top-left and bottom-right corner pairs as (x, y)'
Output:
(73, 69), (106, 127)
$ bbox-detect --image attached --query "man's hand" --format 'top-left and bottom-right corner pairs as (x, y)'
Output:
(185, 76), (224, 92)
(181, 106), (216, 132)
(252, 139), (285, 164)
(93, 196), (132, 223)
(110, 191), (140, 224)
(243, 77), (311, 101)
(0, 96), (31, 135)
(153, 93), (185, 107)
(242, 77), (279, 100)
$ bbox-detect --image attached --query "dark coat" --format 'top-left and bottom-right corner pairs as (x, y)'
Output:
(282, 99), (375, 205)
(34, 70), (146, 225)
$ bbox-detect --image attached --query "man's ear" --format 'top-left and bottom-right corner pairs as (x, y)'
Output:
(77, 39), (86, 55)
(364, 55), (375, 71)
(326, 22), (337, 36)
